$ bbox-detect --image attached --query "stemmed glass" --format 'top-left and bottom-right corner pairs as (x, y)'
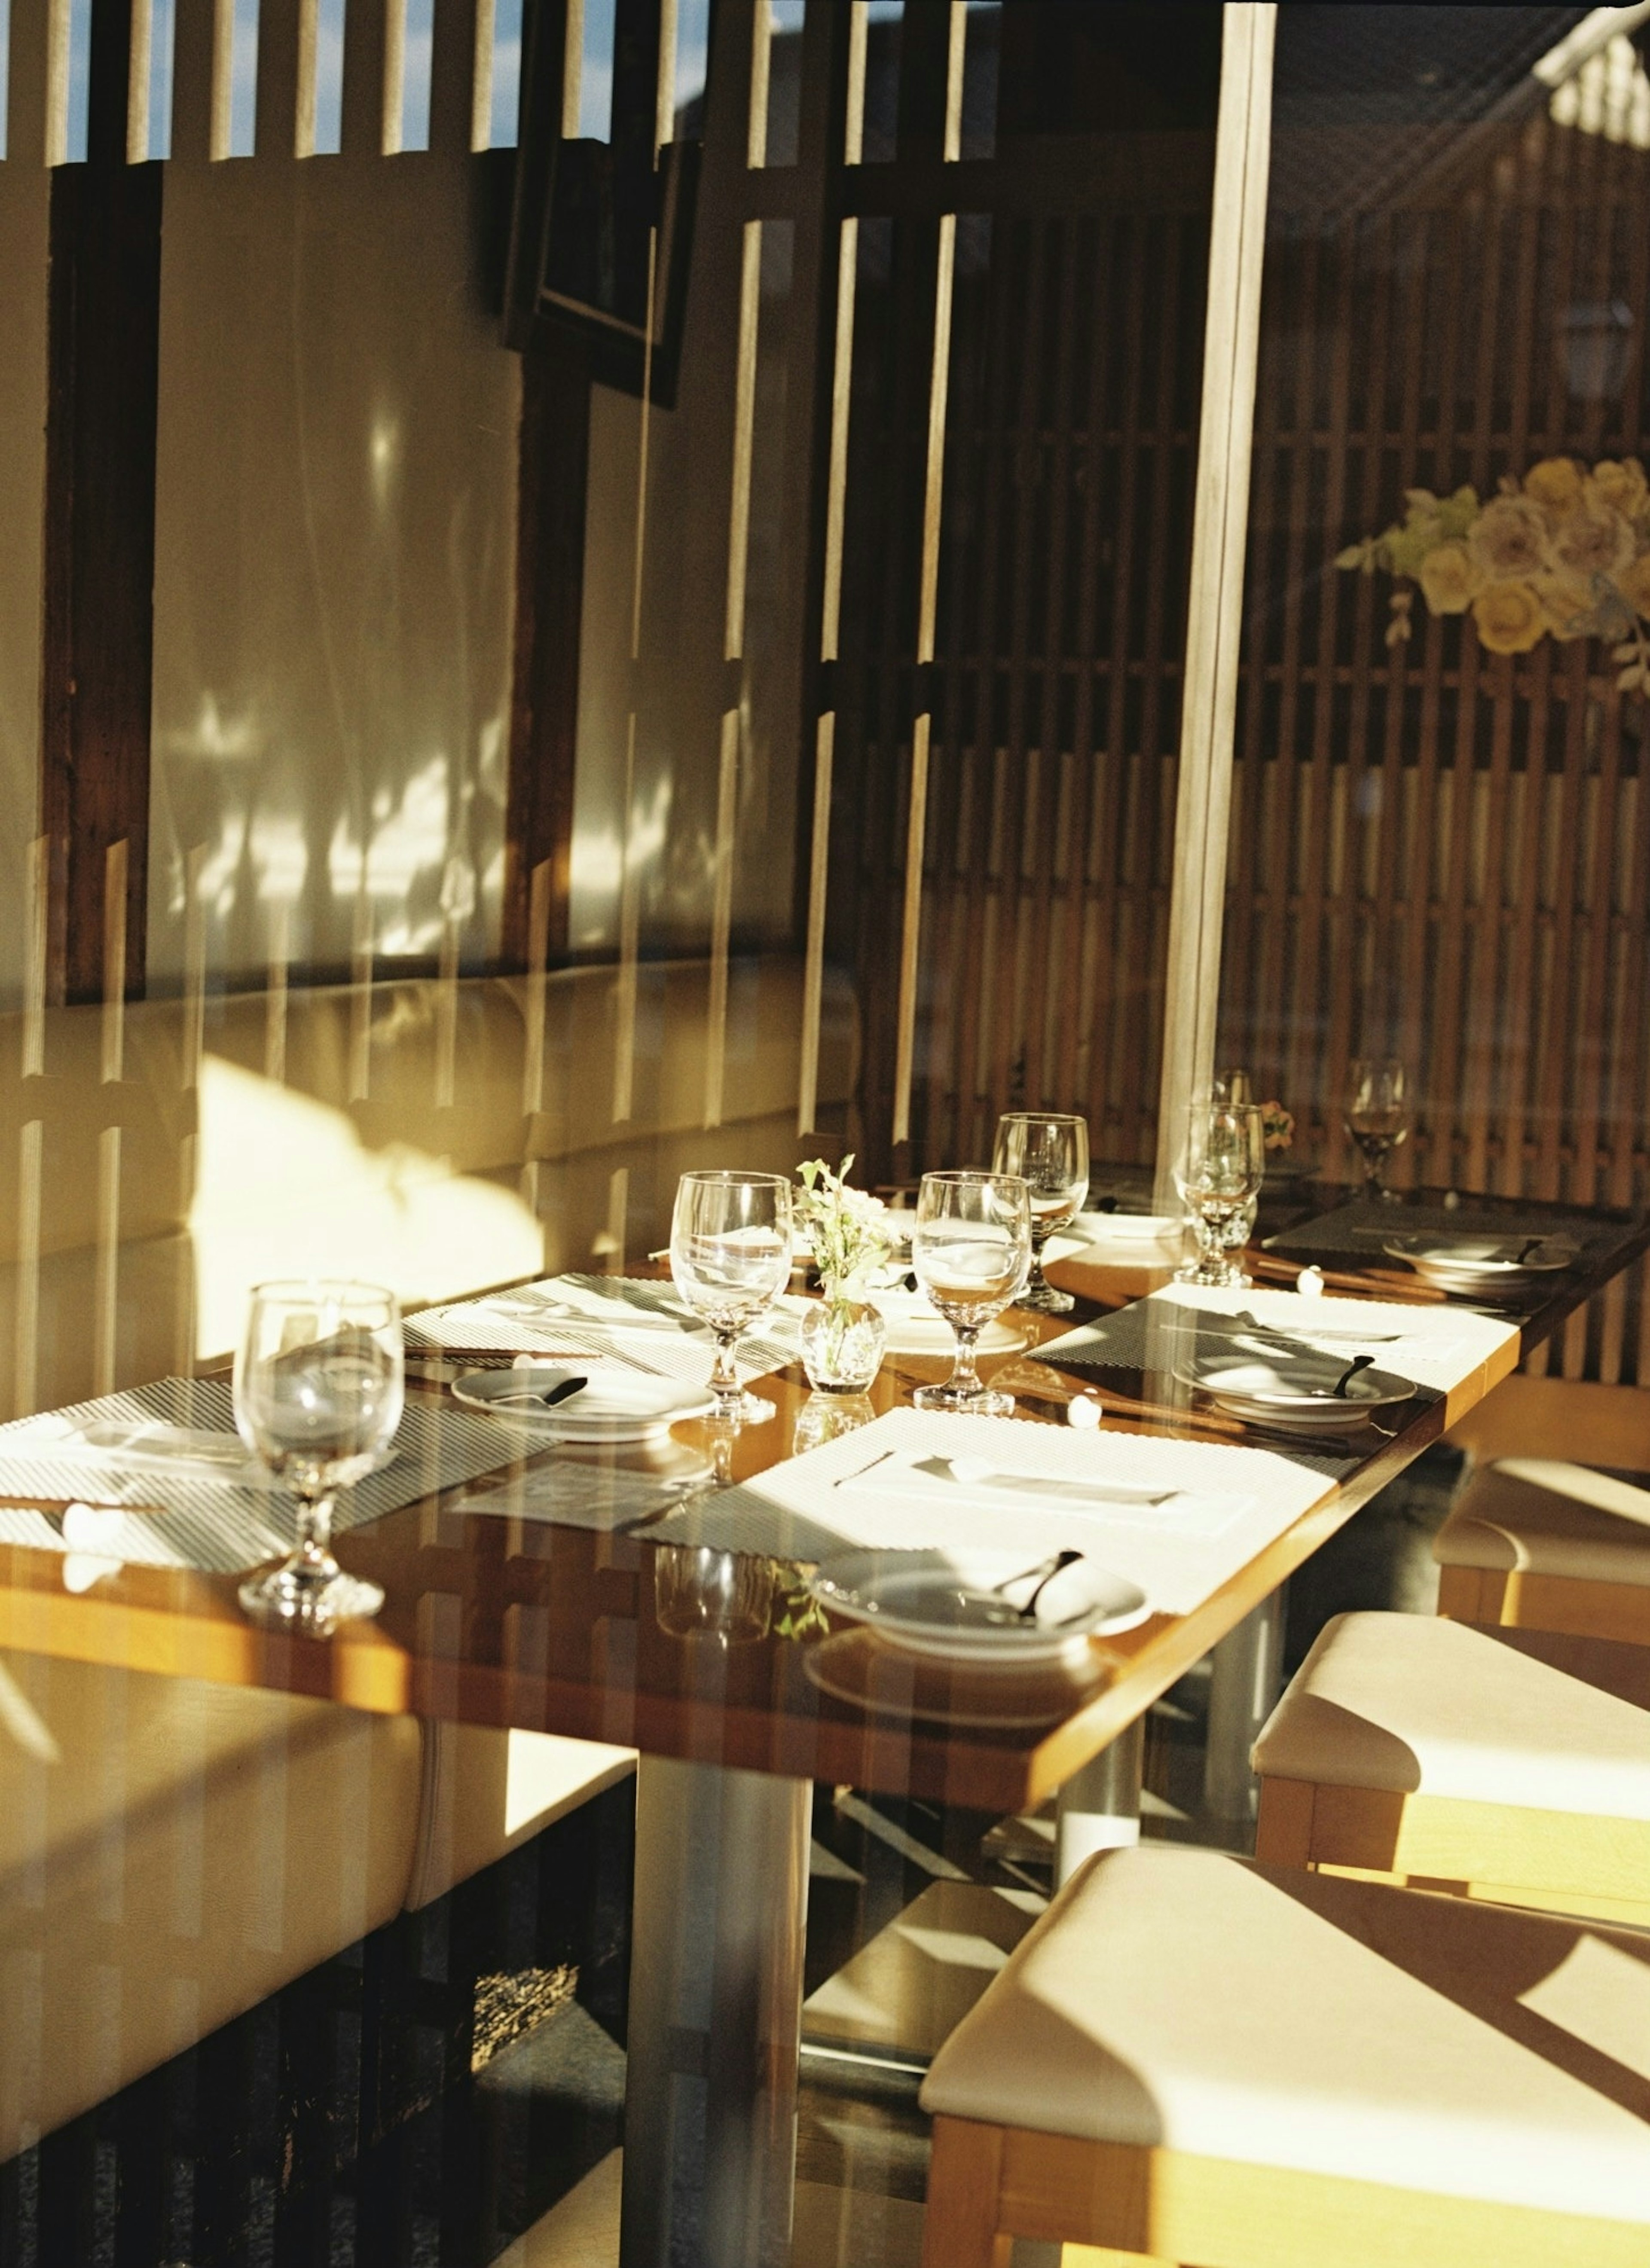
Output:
(910, 1171), (1032, 1418)
(234, 1280), (403, 1634)
(992, 1112), (1089, 1314)
(1345, 1059), (1409, 1201)
(1173, 1104), (1265, 1287)
(670, 1171), (794, 1424)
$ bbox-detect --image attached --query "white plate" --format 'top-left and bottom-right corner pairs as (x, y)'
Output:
(1072, 1211), (1182, 1244)
(1383, 1237), (1575, 1289)
(450, 1365), (714, 1441)
(871, 1297), (1026, 1355)
(809, 1546), (1149, 1664)
(1173, 1351), (1415, 1430)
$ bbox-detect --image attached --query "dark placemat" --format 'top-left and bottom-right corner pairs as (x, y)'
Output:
(1262, 1198), (1610, 1263)
(1030, 1296), (1426, 1481)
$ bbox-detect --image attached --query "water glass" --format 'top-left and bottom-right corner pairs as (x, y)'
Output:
(670, 1170), (794, 1421)
(234, 1280), (403, 1633)
(1173, 1104), (1265, 1288)
(992, 1112), (1089, 1313)
(1346, 1058), (1410, 1199)
(911, 1171), (1032, 1417)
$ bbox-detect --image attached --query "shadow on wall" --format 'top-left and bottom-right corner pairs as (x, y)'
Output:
(0, 956), (856, 1417)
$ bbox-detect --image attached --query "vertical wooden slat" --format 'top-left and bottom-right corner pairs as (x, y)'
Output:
(14, 1123), (43, 1420)
(703, 710), (740, 1128)
(1153, 2), (1276, 1205)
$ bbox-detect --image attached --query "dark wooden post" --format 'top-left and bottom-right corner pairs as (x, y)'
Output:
(40, 0), (164, 1004)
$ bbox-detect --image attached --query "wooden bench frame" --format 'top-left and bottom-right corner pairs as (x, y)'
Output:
(1436, 1561), (1650, 1647)
(1253, 1772), (1650, 1929)
(920, 2111), (1650, 2268)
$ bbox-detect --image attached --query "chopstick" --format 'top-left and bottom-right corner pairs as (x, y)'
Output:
(1246, 1252), (1447, 1303)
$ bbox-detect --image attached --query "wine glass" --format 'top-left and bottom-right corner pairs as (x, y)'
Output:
(992, 1112), (1089, 1314)
(234, 1280), (403, 1634)
(910, 1171), (1032, 1418)
(1173, 1104), (1265, 1287)
(1211, 1070), (1258, 1254)
(670, 1171), (794, 1423)
(1345, 1058), (1409, 1200)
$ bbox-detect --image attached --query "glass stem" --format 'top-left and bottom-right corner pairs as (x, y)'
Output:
(294, 1490), (339, 1580)
(710, 1330), (743, 1402)
(1025, 1229), (1051, 1296)
(948, 1324), (984, 1397)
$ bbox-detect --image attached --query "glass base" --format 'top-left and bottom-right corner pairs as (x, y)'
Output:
(238, 1559), (385, 1636)
(711, 1386), (778, 1426)
(1174, 1260), (1250, 1289)
(912, 1383), (1015, 1419)
(1017, 1279), (1076, 1314)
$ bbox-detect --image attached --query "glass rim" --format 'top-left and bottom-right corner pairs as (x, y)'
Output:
(1185, 1099), (1263, 1119)
(675, 1170), (793, 1190)
(248, 1277), (400, 1309)
(919, 1169), (1030, 1190)
(995, 1112), (1086, 1128)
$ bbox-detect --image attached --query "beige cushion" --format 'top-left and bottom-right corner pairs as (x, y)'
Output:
(0, 1650), (422, 2157)
(405, 1724), (635, 1910)
(1253, 1612), (1650, 1820)
(1436, 1461), (1650, 1587)
(919, 1845), (1650, 2224)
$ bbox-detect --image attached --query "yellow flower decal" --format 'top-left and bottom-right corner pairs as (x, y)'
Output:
(1472, 580), (1546, 655)
(1622, 552), (1650, 620)
(1588, 458), (1648, 517)
(1338, 459), (1650, 683)
(1524, 456), (1586, 514)
(1418, 540), (1480, 614)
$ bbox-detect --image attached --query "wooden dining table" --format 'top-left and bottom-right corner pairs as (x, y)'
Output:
(0, 1184), (1644, 2268)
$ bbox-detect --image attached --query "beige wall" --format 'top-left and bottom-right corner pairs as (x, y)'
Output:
(147, 23), (519, 993)
(0, 10), (49, 1015)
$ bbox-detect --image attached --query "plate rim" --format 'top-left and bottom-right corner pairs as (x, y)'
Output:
(808, 1545), (1151, 1657)
(449, 1364), (715, 1434)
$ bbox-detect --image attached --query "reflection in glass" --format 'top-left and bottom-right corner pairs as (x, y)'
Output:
(1173, 1104), (1264, 1288)
(669, 1171), (793, 1422)
(992, 1112), (1089, 1314)
(234, 1280), (402, 1633)
(911, 1171), (1030, 1418)
(653, 1544), (773, 1644)
(1345, 1059), (1409, 1201)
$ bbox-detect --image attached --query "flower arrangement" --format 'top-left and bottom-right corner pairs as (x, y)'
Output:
(794, 1155), (892, 1298)
(1260, 1100), (1294, 1154)
(1336, 456), (1650, 688)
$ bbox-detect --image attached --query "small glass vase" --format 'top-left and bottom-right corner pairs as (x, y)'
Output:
(801, 1295), (886, 1394)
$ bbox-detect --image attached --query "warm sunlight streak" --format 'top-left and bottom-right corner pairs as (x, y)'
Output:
(189, 1055), (542, 1358)
(1518, 1936), (1650, 2086)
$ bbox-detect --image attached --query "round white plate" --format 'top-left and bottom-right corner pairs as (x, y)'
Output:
(803, 1630), (1106, 1727)
(809, 1547), (1149, 1664)
(450, 1365), (715, 1441)
(1383, 1237), (1575, 1290)
(871, 1299), (1025, 1355)
(1173, 1351), (1415, 1429)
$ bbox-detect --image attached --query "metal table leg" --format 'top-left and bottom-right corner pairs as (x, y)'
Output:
(620, 1755), (812, 2268)
(1054, 1718), (1144, 1886)
(1203, 1587), (1286, 1825)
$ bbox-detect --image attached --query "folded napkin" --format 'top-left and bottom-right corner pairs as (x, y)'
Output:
(833, 1444), (1246, 1539)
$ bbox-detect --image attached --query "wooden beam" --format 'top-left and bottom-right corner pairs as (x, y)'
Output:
(1152, 3), (1276, 1203)
(40, 0), (164, 1005)
(501, 327), (592, 968)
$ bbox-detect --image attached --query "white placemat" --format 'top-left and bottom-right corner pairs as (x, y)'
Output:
(651, 1407), (1334, 1617)
(1137, 1283), (1517, 1395)
(409, 1274), (805, 1387)
(0, 1378), (522, 1575)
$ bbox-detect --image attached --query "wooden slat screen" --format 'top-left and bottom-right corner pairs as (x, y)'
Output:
(1221, 109), (1650, 1385)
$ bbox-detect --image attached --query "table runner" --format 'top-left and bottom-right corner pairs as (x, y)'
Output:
(1035, 1284), (1515, 1400)
(408, 1274), (804, 1386)
(1264, 1198), (1613, 1263)
(0, 1377), (526, 1575)
(651, 1407), (1333, 1616)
